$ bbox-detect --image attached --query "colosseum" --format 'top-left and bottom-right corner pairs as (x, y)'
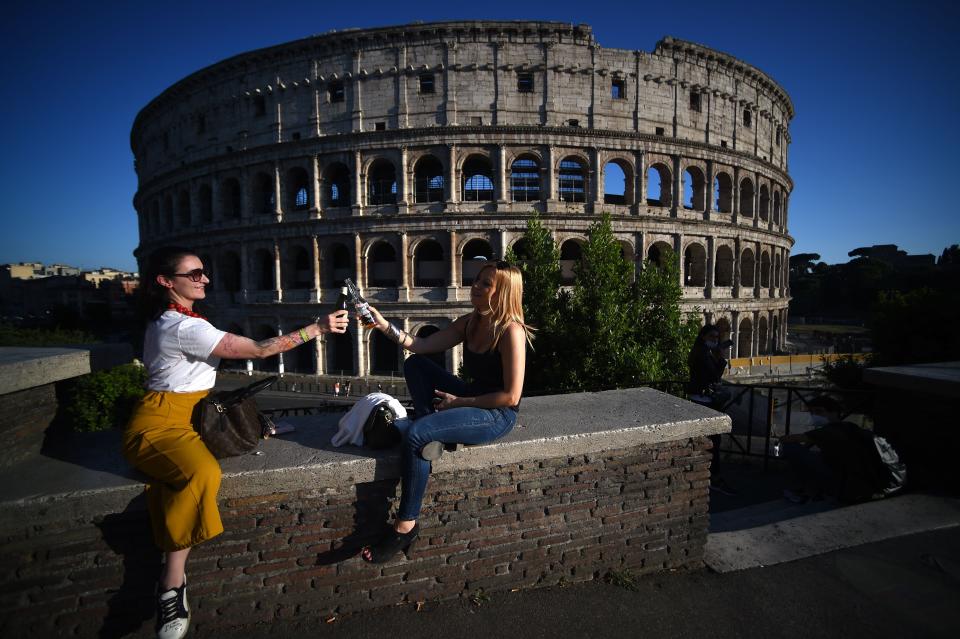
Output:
(131, 20), (793, 378)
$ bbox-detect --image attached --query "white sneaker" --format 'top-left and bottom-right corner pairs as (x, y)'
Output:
(156, 580), (190, 639)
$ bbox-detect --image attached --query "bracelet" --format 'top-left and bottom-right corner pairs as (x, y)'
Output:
(387, 323), (406, 345)
(298, 328), (310, 343)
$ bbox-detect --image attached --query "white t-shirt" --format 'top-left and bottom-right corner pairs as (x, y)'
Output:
(143, 311), (227, 392)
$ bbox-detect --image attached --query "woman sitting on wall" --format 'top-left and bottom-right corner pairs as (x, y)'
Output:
(124, 246), (348, 639)
(360, 260), (533, 563)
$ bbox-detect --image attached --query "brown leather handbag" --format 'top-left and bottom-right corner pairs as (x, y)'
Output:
(195, 375), (278, 458)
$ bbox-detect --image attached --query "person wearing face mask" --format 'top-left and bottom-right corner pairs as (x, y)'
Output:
(780, 396), (904, 504)
(688, 324), (736, 495)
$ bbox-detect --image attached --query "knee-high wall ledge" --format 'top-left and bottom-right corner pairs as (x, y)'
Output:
(0, 388), (728, 636)
(132, 21), (794, 372)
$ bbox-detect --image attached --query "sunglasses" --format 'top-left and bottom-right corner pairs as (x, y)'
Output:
(170, 268), (210, 282)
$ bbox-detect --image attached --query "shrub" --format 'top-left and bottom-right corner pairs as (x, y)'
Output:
(0, 323), (97, 346)
(68, 363), (147, 432)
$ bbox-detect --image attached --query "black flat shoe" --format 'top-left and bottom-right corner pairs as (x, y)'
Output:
(362, 523), (419, 564)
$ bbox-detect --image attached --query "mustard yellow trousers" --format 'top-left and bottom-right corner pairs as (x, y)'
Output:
(122, 390), (223, 551)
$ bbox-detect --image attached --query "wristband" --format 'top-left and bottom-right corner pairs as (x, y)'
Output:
(388, 323), (404, 344)
(298, 328), (310, 343)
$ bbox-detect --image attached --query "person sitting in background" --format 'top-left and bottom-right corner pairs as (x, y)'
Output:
(780, 396), (905, 503)
(687, 324), (736, 496)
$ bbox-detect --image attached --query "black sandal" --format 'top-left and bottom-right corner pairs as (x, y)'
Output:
(361, 523), (420, 564)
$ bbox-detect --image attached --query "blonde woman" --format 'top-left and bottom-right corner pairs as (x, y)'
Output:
(360, 260), (533, 563)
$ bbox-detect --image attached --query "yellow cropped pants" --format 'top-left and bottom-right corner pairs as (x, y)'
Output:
(122, 390), (223, 552)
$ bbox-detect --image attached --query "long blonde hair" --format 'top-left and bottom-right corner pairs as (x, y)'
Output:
(475, 261), (535, 349)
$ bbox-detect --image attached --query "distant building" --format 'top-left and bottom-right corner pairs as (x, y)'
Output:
(0, 262), (138, 324)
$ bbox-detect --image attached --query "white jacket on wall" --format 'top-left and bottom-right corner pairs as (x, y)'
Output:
(331, 393), (408, 447)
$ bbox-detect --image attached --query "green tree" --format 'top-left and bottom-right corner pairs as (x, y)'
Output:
(508, 213), (698, 392)
(506, 212), (563, 392)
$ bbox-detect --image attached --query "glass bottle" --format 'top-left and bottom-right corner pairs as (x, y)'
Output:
(344, 278), (377, 329)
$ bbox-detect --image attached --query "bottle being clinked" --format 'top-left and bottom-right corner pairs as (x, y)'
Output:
(344, 278), (377, 329)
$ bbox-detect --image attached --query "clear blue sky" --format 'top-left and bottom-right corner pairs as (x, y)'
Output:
(1, 0), (957, 272)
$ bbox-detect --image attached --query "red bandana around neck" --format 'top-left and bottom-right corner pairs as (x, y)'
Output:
(167, 302), (207, 321)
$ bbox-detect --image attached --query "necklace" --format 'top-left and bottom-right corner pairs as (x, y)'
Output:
(167, 302), (207, 321)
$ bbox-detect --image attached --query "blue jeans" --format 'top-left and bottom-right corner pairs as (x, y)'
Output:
(395, 355), (517, 520)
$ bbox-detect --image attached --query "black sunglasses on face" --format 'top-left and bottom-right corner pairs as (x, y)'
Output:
(170, 268), (210, 282)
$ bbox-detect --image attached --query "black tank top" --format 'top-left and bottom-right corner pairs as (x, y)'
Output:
(463, 315), (520, 411)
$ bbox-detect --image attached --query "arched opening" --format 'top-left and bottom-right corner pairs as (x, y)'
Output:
(773, 191), (782, 225)
(683, 166), (706, 210)
(253, 173), (274, 216)
(760, 252), (771, 288)
(738, 317), (753, 358)
(462, 155), (494, 202)
(326, 243), (352, 288)
(740, 249), (756, 288)
(759, 184), (770, 222)
(716, 317), (732, 343)
(222, 178), (242, 219)
(327, 329), (354, 376)
(510, 156), (541, 202)
(177, 190), (191, 227)
(370, 331), (399, 375)
(368, 159), (397, 205)
(323, 163), (351, 208)
(286, 167), (310, 211)
(414, 240), (445, 287)
(461, 239), (494, 286)
(714, 172), (732, 213)
(254, 249), (273, 290)
(758, 316), (769, 355)
(683, 243), (707, 287)
(511, 238), (531, 261)
(417, 326), (446, 368)
(413, 156), (444, 203)
(739, 178), (755, 217)
(603, 160), (629, 205)
(774, 253), (783, 288)
(559, 239), (583, 285)
(368, 241), (398, 287)
(255, 324), (279, 372)
(647, 241), (673, 269)
(558, 157), (587, 203)
(715, 245), (734, 286)
(197, 184), (213, 224)
(218, 251), (242, 293)
(646, 164), (671, 207)
(283, 246), (312, 290)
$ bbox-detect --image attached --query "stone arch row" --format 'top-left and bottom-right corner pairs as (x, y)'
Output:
(139, 146), (790, 235)
(710, 308), (789, 357)
(193, 231), (788, 300)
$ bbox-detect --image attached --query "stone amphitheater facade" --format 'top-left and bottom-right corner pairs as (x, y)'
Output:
(131, 20), (793, 377)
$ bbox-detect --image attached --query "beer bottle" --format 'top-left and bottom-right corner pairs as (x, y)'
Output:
(336, 286), (349, 312)
(344, 278), (377, 329)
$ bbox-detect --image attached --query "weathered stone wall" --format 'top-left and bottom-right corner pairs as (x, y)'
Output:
(0, 438), (710, 638)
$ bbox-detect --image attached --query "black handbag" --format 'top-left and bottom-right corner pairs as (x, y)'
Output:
(362, 401), (401, 449)
(195, 375), (278, 458)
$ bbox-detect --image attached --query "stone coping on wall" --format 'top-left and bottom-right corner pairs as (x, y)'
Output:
(0, 345), (133, 395)
(0, 387), (729, 532)
(863, 361), (960, 399)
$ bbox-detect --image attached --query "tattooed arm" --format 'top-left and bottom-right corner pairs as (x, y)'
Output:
(211, 310), (349, 360)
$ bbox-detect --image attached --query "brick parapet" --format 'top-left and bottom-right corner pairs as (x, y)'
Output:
(0, 387), (727, 636)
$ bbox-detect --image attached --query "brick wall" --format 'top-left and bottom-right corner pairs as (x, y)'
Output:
(0, 437), (711, 637)
(0, 382), (58, 467)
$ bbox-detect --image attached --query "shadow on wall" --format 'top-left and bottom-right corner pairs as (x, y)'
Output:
(312, 479), (400, 566)
(94, 494), (161, 639)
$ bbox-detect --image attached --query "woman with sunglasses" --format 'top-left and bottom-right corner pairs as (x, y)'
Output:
(123, 246), (348, 639)
(359, 260), (534, 563)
